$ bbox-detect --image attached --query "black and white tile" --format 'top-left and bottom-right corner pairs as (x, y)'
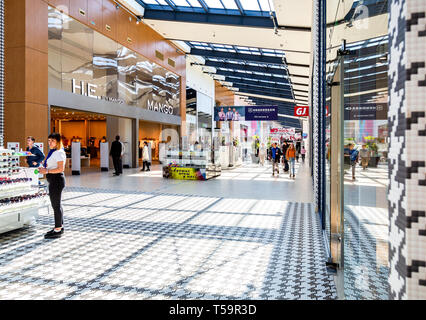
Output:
(388, 0), (426, 299)
(0, 187), (336, 300)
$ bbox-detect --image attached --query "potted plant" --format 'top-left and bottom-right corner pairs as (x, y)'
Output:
(364, 136), (380, 167)
(251, 135), (260, 163)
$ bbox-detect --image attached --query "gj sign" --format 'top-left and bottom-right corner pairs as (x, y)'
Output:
(294, 106), (309, 117)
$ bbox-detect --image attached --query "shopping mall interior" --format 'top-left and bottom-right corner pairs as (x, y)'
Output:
(0, 0), (424, 302)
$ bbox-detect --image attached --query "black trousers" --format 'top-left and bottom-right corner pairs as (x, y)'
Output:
(142, 161), (151, 171)
(112, 156), (122, 174)
(46, 173), (65, 228)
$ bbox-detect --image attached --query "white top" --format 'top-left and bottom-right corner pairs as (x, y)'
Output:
(142, 145), (150, 161)
(45, 149), (66, 171)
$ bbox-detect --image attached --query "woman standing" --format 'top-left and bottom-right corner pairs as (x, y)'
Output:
(38, 133), (66, 239)
(141, 141), (151, 172)
(286, 143), (297, 179)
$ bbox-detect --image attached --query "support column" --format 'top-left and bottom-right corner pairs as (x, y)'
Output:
(4, 0), (48, 151)
(388, 0), (426, 299)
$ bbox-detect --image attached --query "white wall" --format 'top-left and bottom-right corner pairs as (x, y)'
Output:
(186, 57), (215, 103)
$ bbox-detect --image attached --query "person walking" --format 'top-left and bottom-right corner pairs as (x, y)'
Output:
(270, 143), (282, 177)
(359, 144), (370, 170)
(38, 133), (66, 239)
(141, 141), (151, 172)
(286, 143), (297, 179)
(259, 143), (267, 166)
(110, 135), (123, 176)
(348, 143), (359, 180)
(281, 141), (289, 173)
(301, 146), (306, 163)
(26, 136), (45, 168)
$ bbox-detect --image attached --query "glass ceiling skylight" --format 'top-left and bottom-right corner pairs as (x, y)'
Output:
(139, 0), (275, 12)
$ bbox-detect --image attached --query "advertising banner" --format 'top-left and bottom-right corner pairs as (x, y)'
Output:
(168, 167), (206, 180)
(215, 106), (246, 121)
(214, 106), (278, 121)
(344, 103), (388, 120)
(245, 106), (278, 121)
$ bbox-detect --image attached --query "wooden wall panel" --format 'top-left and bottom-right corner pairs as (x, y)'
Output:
(26, 0), (48, 53)
(215, 81), (235, 106)
(4, 46), (26, 103)
(127, 16), (139, 51)
(87, 0), (103, 33)
(4, 0), (49, 150)
(25, 48), (48, 105)
(116, 8), (129, 47)
(69, 0), (88, 25)
(5, 0), (26, 49)
(48, 0), (70, 14)
(101, 0), (117, 39)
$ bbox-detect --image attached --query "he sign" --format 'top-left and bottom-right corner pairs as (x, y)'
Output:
(294, 106), (309, 117)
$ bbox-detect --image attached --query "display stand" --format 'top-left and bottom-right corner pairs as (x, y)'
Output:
(0, 148), (49, 234)
(71, 142), (81, 175)
(163, 147), (221, 181)
(122, 141), (130, 169)
(159, 143), (166, 164)
(100, 142), (109, 172)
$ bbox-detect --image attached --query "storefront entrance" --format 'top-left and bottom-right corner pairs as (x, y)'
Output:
(50, 106), (107, 172)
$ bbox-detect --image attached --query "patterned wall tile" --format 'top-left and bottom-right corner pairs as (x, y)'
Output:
(388, 0), (426, 299)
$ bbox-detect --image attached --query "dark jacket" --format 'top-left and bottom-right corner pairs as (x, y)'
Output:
(26, 146), (45, 167)
(110, 140), (122, 158)
(270, 147), (282, 162)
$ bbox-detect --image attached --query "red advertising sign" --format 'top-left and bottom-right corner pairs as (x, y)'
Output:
(294, 106), (309, 117)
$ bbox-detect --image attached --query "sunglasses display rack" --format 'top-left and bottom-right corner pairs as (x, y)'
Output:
(0, 148), (49, 234)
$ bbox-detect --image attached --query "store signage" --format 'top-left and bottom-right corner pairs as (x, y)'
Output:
(344, 103), (388, 120)
(214, 106), (278, 121)
(245, 106), (278, 121)
(147, 99), (174, 115)
(270, 128), (295, 135)
(71, 79), (124, 104)
(294, 106), (309, 117)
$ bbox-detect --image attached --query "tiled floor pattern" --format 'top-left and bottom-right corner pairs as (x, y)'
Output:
(0, 183), (337, 300)
(343, 164), (389, 299)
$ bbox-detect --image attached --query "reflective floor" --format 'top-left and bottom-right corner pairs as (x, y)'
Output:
(343, 164), (389, 299)
(0, 162), (336, 300)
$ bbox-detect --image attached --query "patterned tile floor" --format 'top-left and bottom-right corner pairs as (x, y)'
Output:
(0, 163), (337, 300)
(343, 165), (390, 299)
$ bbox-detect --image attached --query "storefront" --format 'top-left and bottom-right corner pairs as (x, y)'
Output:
(50, 106), (106, 170)
(47, 6), (183, 171)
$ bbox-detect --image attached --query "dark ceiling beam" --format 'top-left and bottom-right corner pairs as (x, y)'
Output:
(232, 85), (294, 100)
(201, 59), (288, 75)
(233, 0), (245, 15)
(143, 9), (276, 28)
(226, 79), (293, 93)
(225, 75), (291, 88)
(163, 0), (177, 10)
(190, 48), (284, 65)
(211, 69), (289, 82)
(197, 0), (209, 12)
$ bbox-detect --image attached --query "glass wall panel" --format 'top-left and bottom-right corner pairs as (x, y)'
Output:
(61, 15), (94, 92)
(48, 8), (63, 90)
(326, 0), (390, 299)
(92, 32), (118, 99)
